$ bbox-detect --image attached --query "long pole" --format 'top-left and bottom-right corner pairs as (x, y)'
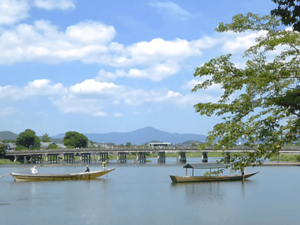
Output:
(0, 167), (31, 178)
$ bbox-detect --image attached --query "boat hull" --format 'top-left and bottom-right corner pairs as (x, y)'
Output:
(169, 172), (259, 183)
(11, 168), (115, 182)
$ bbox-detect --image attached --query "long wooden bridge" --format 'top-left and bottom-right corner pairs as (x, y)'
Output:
(4, 146), (300, 164)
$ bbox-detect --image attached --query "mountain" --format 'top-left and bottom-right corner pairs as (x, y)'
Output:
(0, 131), (18, 140)
(52, 127), (207, 145)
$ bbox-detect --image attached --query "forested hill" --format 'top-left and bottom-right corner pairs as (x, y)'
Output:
(52, 127), (207, 145)
(0, 131), (18, 140)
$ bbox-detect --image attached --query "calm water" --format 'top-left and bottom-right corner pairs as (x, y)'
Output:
(0, 157), (300, 225)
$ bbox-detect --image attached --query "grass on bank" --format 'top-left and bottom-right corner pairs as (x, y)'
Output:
(269, 154), (300, 162)
(0, 159), (20, 165)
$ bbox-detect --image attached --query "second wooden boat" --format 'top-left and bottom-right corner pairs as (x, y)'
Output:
(170, 163), (258, 183)
(11, 168), (115, 182)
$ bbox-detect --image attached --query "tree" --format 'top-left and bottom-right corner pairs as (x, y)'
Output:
(41, 133), (51, 142)
(192, 12), (300, 171)
(126, 142), (132, 148)
(48, 143), (59, 149)
(0, 144), (5, 154)
(63, 131), (88, 148)
(16, 129), (41, 148)
(271, 0), (300, 32)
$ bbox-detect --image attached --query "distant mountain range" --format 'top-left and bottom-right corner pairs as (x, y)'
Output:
(53, 127), (207, 145)
(0, 127), (207, 145)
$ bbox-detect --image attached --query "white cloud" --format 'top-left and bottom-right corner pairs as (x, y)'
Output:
(221, 31), (266, 54)
(97, 62), (180, 81)
(0, 19), (218, 80)
(0, 20), (116, 64)
(0, 79), (65, 100)
(0, 0), (77, 26)
(0, 0), (30, 25)
(0, 78), (222, 117)
(33, 0), (76, 10)
(66, 22), (115, 44)
(53, 95), (107, 117)
(149, 1), (191, 20)
(69, 79), (118, 94)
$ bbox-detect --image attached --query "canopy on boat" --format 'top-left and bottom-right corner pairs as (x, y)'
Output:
(183, 163), (227, 169)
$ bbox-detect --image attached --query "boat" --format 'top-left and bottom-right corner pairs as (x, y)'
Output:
(11, 168), (115, 182)
(169, 163), (258, 183)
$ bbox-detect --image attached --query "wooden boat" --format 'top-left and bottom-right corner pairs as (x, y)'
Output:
(11, 168), (115, 182)
(169, 163), (258, 183)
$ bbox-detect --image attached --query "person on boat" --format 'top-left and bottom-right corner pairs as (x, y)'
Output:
(102, 161), (106, 171)
(30, 166), (38, 175)
(85, 165), (90, 173)
(241, 169), (245, 176)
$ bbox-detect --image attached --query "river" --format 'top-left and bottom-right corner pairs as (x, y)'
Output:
(0, 157), (299, 225)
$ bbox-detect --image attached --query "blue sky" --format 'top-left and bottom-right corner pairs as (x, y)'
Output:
(0, 0), (277, 136)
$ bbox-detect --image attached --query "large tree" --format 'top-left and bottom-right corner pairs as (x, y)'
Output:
(63, 131), (88, 148)
(16, 129), (41, 148)
(271, 0), (300, 32)
(41, 133), (51, 142)
(192, 12), (300, 171)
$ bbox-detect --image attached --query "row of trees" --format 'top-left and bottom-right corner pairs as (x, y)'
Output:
(13, 129), (89, 150)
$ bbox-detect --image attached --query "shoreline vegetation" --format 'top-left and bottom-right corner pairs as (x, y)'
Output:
(1, 152), (299, 165)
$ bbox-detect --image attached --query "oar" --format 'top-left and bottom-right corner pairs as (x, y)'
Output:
(0, 167), (31, 178)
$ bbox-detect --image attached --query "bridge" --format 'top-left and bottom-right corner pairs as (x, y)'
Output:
(4, 146), (300, 164)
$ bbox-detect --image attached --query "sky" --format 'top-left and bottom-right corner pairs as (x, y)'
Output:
(0, 0), (278, 136)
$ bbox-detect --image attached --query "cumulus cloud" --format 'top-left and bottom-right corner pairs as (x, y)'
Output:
(0, 20), (116, 64)
(33, 0), (76, 10)
(0, 78), (222, 116)
(97, 62), (180, 81)
(0, 79), (65, 100)
(0, 19), (218, 80)
(149, 1), (191, 20)
(221, 31), (266, 54)
(0, 0), (30, 25)
(0, 0), (77, 26)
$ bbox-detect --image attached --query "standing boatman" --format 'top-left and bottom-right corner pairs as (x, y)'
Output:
(30, 166), (38, 174)
(102, 161), (106, 171)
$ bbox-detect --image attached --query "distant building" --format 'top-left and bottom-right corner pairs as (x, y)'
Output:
(40, 142), (66, 149)
(4, 142), (16, 150)
(148, 142), (171, 147)
(94, 143), (115, 149)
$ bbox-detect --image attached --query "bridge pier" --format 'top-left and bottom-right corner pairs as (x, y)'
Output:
(31, 154), (43, 164)
(64, 153), (75, 163)
(48, 154), (59, 164)
(157, 152), (165, 163)
(137, 152), (146, 163)
(99, 153), (109, 162)
(82, 153), (91, 164)
(117, 152), (127, 163)
(202, 152), (208, 163)
(178, 152), (186, 163)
